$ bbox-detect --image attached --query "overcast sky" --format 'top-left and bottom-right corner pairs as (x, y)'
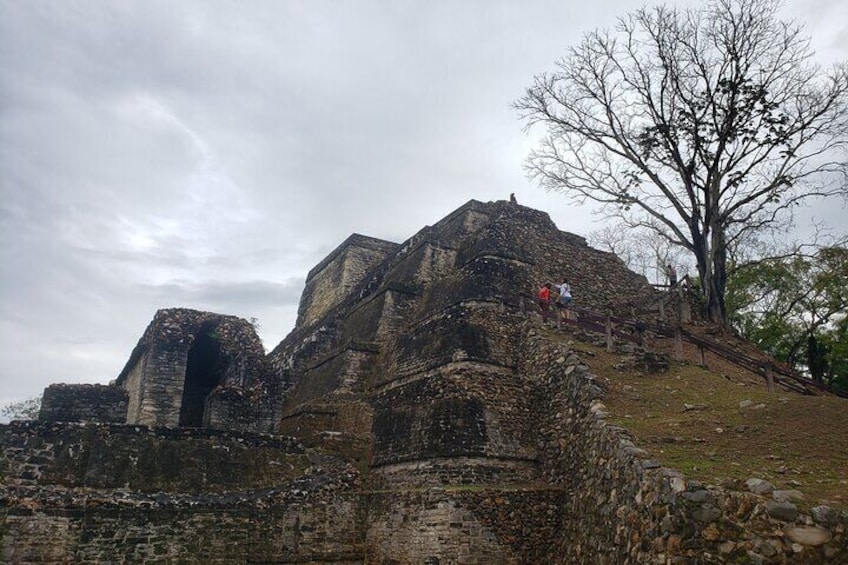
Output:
(1, 0), (846, 409)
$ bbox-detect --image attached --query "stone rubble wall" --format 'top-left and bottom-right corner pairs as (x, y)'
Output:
(276, 404), (373, 452)
(15, 199), (847, 564)
(526, 328), (848, 564)
(204, 384), (276, 433)
(1, 421), (366, 564)
(382, 305), (516, 380)
(367, 301), (539, 483)
(2, 489), (365, 565)
(370, 457), (540, 490)
(341, 289), (398, 345)
(123, 346), (189, 428)
(297, 234), (400, 329)
(112, 309), (276, 431)
(365, 488), (566, 565)
(283, 346), (378, 411)
(39, 383), (128, 423)
(262, 200), (699, 564)
(369, 365), (536, 468)
(1, 421), (306, 493)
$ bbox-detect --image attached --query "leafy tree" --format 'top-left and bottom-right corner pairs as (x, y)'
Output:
(728, 244), (848, 387)
(819, 317), (848, 391)
(516, 0), (848, 326)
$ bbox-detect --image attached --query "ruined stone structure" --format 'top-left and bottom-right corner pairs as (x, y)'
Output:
(2, 200), (845, 563)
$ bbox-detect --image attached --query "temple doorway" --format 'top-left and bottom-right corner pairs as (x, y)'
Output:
(179, 326), (227, 427)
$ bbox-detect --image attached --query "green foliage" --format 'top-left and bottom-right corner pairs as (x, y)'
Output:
(728, 245), (848, 389)
(819, 316), (848, 391)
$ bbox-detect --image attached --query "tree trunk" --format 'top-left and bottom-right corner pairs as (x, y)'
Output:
(708, 228), (729, 326)
(691, 224), (729, 326)
(807, 334), (826, 384)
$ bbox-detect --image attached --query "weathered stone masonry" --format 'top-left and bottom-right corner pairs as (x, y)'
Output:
(297, 233), (400, 329)
(527, 331), (847, 564)
(3, 199), (846, 563)
(1, 421), (363, 564)
(106, 309), (276, 433)
(39, 384), (128, 424)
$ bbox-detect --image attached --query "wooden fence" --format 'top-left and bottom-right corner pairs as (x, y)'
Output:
(525, 287), (847, 399)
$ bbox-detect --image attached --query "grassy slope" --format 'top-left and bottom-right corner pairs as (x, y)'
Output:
(543, 326), (848, 509)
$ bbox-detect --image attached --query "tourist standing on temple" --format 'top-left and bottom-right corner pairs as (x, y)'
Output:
(537, 282), (552, 323)
(666, 264), (677, 287)
(554, 279), (572, 321)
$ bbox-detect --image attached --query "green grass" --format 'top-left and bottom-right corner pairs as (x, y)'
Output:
(554, 330), (848, 508)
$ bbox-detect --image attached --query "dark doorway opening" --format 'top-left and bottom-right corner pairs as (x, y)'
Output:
(179, 326), (228, 427)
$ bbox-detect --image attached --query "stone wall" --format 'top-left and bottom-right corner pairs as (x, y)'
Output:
(1, 421), (306, 492)
(39, 383), (127, 423)
(297, 233), (400, 328)
(262, 199), (701, 564)
(526, 328), (848, 564)
(12, 199), (847, 564)
(260, 200), (645, 563)
(369, 362), (536, 470)
(1, 421), (365, 564)
(3, 490), (365, 565)
(114, 309), (276, 432)
(365, 488), (565, 565)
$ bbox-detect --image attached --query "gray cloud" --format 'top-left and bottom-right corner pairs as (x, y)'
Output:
(1, 0), (845, 408)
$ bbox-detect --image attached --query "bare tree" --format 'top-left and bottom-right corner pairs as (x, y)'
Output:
(589, 222), (691, 285)
(516, 0), (848, 325)
(0, 396), (41, 423)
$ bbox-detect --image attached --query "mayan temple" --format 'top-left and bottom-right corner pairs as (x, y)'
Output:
(2, 200), (845, 564)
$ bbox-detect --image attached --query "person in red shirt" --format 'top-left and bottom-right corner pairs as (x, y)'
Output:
(538, 283), (552, 323)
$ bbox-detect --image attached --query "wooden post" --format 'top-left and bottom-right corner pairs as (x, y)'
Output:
(678, 283), (691, 324)
(659, 301), (665, 322)
(674, 327), (683, 362)
(555, 309), (562, 331)
(698, 345), (706, 367)
(637, 327), (644, 348)
(520, 296), (526, 315)
(605, 311), (614, 352)
(765, 365), (775, 393)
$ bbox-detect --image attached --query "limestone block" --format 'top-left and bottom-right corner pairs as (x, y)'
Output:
(784, 525), (832, 546)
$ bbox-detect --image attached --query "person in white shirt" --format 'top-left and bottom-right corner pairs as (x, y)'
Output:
(555, 281), (571, 304)
(554, 280), (572, 321)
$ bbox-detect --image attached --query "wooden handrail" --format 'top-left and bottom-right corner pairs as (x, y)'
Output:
(650, 273), (692, 292)
(547, 302), (847, 399)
